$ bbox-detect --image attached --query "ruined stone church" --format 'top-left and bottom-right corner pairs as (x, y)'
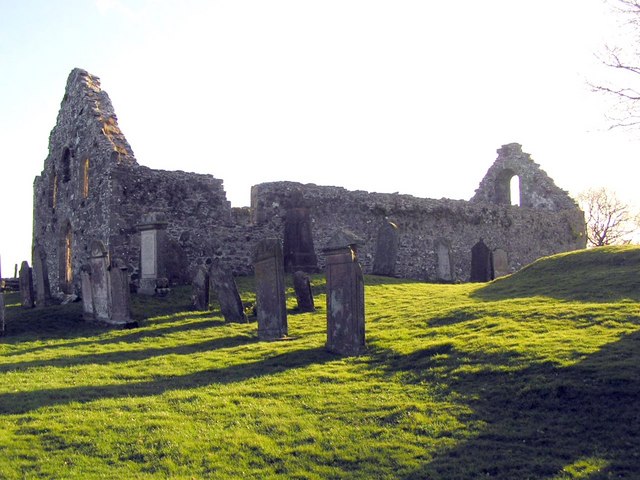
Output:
(32, 68), (586, 295)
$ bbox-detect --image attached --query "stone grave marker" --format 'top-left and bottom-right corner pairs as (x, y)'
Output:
(293, 270), (315, 312)
(493, 248), (509, 278)
(19, 261), (35, 308)
(32, 244), (53, 307)
(253, 238), (287, 339)
(210, 259), (247, 323)
(324, 229), (366, 356)
(89, 240), (111, 322)
(0, 292), (4, 335)
(192, 265), (210, 311)
(372, 220), (399, 276)
(470, 239), (494, 282)
(435, 238), (454, 282)
(283, 189), (318, 273)
(137, 213), (168, 295)
(109, 257), (132, 324)
(80, 264), (94, 320)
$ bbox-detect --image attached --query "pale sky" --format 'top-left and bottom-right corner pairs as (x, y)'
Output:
(0, 0), (638, 274)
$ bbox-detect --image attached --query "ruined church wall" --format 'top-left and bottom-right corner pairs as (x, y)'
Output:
(250, 181), (585, 281)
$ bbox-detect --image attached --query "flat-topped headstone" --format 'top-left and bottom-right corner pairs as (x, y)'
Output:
(293, 270), (315, 313)
(210, 259), (247, 323)
(80, 264), (94, 320)
(19, 261), (35, 308)
(493, 248), (509, 278)
(0, 293), (5, 335)
(323, 229), (365, 356)
(372, 220), (399, 276)
(253, 238), (288, 339)
(192, 265), (210, 311)
(89, 240), (111, 321)
(109, 257), (132, 324)
(470, 239), (494, 282)
(137, 212), (168, 295)
(435, 238), (454, 282)
(283, 189), (318, 273)
(32, 244), (53, 307)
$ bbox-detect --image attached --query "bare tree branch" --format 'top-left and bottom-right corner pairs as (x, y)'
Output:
(577, 187), (639, 247)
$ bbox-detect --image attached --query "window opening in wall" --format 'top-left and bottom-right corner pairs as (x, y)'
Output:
(52, 174), (58, 208)
(62, 148), (71, 183)
(510, 175), (521, 206)
(83, 158), (90, 198)
(64, 224), (73, 290)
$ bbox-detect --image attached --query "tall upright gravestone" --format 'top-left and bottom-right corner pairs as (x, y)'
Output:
(435, 238), (454, 282)
(324, 229), (365, 356)
(109, 257), (132, 324)
(192, 265), (210, 311)
(0, 291), (5, 335)
(19, 261), (35, 308)
(470, 239), (494, 282)
(372, 220), (399, 276)
(253, 238), (288, 339)
(89, 240), (111, 321)
(210, 259), (247, 323)
(283, 189), (318, 273)
(293, 270), (315, 313)
(32, 244), (53, 307)
(137, 213), (168, 295)
(80, 264), (94, 320)
(492, 248), (509, 278)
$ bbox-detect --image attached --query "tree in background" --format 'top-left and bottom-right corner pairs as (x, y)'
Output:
(578, 187), (639, 246)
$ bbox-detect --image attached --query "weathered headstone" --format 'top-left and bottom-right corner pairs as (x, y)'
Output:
(283, 190), (318, 273)
(137, 213), (168, 295)
(435, 238), (454, 282)
(493, 248), (509, 278)
(192, 265), (210, 311)
(32, 244), (53, 307)
(470, 239), (494, 282)
(89, 240), (111, 322)
(253, 238), (288, 339)
(324, 229), (366, 356)
(210, 259), (247, 323)
(0, 292), (5, 335)
(109, 257), (132, 324)
(19, 261), (35, 308)
(372, 220), (399, 276)
(80, 264), (94, 320)
(293, 270), (315, 312)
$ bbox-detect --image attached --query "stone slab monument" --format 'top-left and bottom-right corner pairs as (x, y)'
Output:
(372, 220), (399, 276)
(283, 189), (318, 273)
(80, 264), (94, 320)
(210, 259), (247, 323)
(32, 244), (53, 307)
(435, 238), (454, 282)
(19, 261), (35, 308)
(493, 248), (509, 278)
(293, 270), (315, 313)
(137, 213), (168, 295)
(324, 229), (366, 356)
(0, 292), (5, 335)
(109, 257), (132, 324)
(192, 265), (210, 311)
(253, 238), (288, 339)
(89, 240), (111, 322)
(470, 239), (494, 282)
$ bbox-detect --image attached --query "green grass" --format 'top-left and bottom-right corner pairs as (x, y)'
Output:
(1, 246), (639, 479)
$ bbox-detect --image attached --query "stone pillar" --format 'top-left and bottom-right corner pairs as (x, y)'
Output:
(293, 270), (315, 313)
(324, 229), (365, 356)
(19, 261), (35, 308)
(253, 238), (288, 339)
(109, 257), (132, 324)
(210, 259), (247, 323)
(137, 213), (168, 295)
(192, 265), (210, 311)
(372, 220), (399, 276)
(32, 245), (53, 307)
(80, 264), (94, 320)
(89, 240), (111, 322)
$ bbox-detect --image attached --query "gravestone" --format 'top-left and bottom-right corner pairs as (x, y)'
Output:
(109, 257), (132, 324)
(89, 240), (111, 322)
(372, 220), (399, 276)
(32, 244), (53, 307)
(324, 229), (366, 356)
(493, 248), (509, 278)
(210, 259), (247, 323)
(435, 238), (454, 282)
(470, 239), (494, 282)
(293, 270), (315, 312)
(283, 190), (318, 273)
(253, 238), (288, 339)
(80, 264), (94, 320)
(192, 265), (210, 311)
(137, 213), (168, 295)
(0, 292), (4, 335)
(19, 261), (35, 308)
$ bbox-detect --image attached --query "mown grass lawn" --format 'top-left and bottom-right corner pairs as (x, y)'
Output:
(0, 246), (639, 479)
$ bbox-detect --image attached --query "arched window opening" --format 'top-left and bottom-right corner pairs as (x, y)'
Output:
(82, 158), (90, 198)
(61, 148), (71, 183)
(495, 168), (516, 205)
(59, 221), (74, 294)
(510, 175), (521, 206)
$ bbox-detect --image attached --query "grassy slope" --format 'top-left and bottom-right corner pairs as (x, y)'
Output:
(0, 246), (638, 479)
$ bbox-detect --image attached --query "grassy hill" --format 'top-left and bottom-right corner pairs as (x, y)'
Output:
(0, 246), (638, 479)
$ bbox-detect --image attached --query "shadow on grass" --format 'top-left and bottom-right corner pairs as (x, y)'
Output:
(373, 332), (640, 479)
(0, 346), (334, 415)
(0, 334), (256, 373)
